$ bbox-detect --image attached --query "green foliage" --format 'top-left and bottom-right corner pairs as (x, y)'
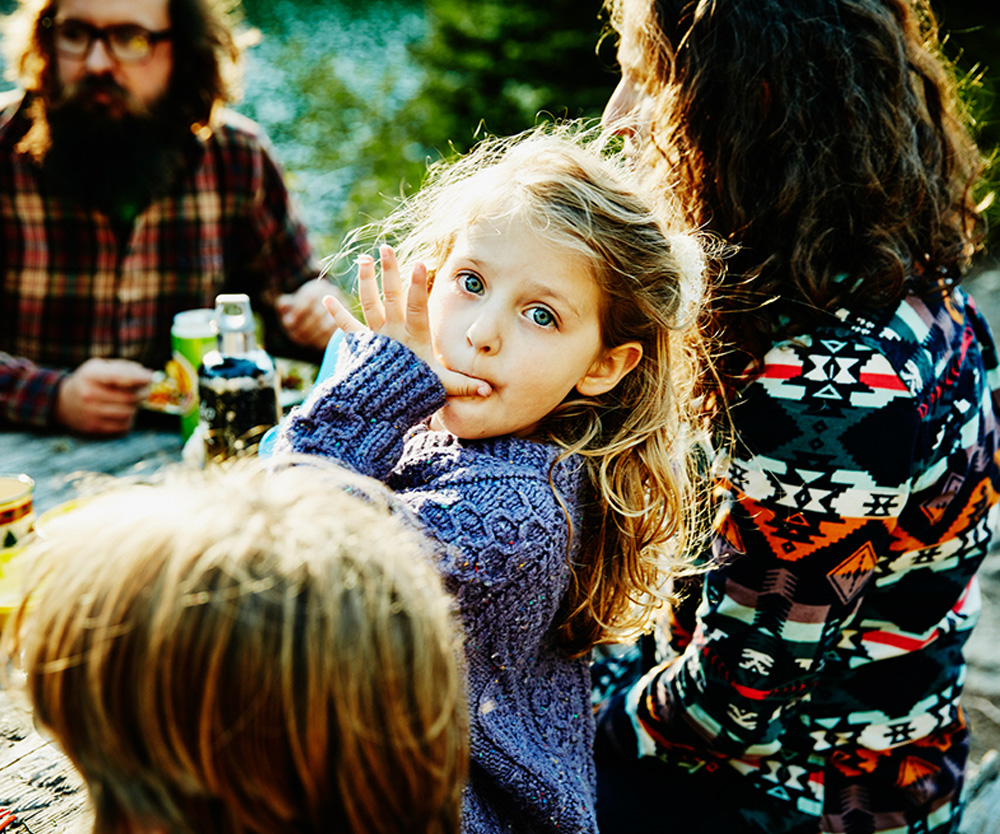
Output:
(242, 0), (1000, 265)
(932, 1), (1000, 252)
(405, 0), (615, 153)
(238, 0), (619, 274)
(342, 0), (619, 241)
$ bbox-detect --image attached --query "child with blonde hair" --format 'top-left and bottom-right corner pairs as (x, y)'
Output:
(274, 125), (711, 833)
(1, 461), (467, 834)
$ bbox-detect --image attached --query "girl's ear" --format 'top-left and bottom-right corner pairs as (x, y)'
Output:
(575, 342), (643, 396)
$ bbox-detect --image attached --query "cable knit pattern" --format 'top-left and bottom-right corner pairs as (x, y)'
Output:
(275, 332), (598, 834)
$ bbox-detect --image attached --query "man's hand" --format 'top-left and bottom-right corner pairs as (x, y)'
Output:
(55, 358), (154, 435)
(276, 279), (343, 352)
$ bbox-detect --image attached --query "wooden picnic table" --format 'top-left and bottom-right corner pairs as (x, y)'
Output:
(1, 416), (185, 515)
(0, 418), (999, 833)
(0, 688), (88, 834)
(0, 417), (185, 833)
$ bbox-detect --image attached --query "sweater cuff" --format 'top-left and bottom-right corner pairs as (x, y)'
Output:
(315, 331), (445, 428)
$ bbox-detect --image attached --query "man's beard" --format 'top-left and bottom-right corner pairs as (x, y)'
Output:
(40, 75), (192, 224)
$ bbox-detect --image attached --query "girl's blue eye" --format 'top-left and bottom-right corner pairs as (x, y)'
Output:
(461, 273), (484, 294)
(529, 307), (556, 327)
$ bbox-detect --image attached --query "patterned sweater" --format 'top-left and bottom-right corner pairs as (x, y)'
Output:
(600, 287), (1000, 833)
(275, 332), (598, 834)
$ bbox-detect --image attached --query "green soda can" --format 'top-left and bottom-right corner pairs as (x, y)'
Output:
(171, 309), (216, 441)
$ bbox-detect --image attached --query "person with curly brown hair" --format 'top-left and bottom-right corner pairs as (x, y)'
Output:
(594, 1), (1000, 832)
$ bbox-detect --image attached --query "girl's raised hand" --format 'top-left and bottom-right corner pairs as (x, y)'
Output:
(322, 245), (491, 398)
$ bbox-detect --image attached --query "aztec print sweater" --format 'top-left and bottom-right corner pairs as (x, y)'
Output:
(601, 287), (1000, 834)
(275, 332), (597, 834)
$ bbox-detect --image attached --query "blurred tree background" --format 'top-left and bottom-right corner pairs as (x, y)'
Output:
(0, 0), (997, 265)
(233, 0), (1000, 269)
(232, 0), (614, 267)
(931, 1), (1000, 256)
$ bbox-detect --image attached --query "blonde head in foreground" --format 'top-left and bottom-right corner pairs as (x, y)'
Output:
(1, 461), (467, 834)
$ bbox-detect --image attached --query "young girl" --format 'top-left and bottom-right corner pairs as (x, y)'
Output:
(274, 127), (710, 833)
(2, 462), (467, 834)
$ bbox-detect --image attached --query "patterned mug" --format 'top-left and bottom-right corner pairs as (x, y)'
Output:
(0, 474), (35, 549)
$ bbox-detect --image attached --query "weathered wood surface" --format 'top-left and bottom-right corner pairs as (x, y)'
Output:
(962, 750), (1000, 834)
(0, 690), (90, 834)
(0, 422), (184, 514)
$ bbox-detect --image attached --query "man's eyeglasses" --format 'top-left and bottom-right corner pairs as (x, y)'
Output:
(43, 18), (172, 65)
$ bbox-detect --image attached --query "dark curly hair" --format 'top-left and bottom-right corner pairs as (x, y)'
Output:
(4, 0), (241, 128)
(608, 0), (986, 381)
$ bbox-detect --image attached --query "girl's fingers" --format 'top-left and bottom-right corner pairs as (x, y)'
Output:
(405, 262), (431, 343)
(379, 245), (404, 327)
(356, 255), (385, 330)
(439, 368), (492, 399)
(322, 294), (365, 333)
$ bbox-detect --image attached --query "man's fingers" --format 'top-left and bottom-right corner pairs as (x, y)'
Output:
(278, 280), (340, 350)
(322, 295), (365, 333)
(87, 408), (137, 435)
(56, 369), (142, 435)
(82, 358), (154, 389)
(78, 383), (146, 409)
(294, 314), (337, 351)
(356, 255), (386, 330)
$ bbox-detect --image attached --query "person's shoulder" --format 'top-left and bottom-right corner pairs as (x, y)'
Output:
(857, 290), (978, 389)
(463, 437), (585, 513)
(466, 436), (576, 484)
(400, 434), (583, 557)
(754, 302), (915, 402)
(203, 108), (271, 152)
(758, 289), (979, 401)
(195, 108), (290, 189)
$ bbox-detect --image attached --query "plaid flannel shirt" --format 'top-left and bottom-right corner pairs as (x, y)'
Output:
(0, 91), (318, 427)
(608, 287), (1000, 833)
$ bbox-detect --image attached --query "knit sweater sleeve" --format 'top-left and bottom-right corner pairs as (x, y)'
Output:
(394, 441), (591, 834)
(274, 329), (579, 626)
(273, 331), (445, 480)
(276, 331), (593, 833)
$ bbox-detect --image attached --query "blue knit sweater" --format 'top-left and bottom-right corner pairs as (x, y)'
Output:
(275, 332), (598, 834)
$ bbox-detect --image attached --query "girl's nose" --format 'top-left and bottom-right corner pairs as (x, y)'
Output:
(466, 315), (501, 355)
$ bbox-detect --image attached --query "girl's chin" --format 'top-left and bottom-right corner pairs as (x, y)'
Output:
(430, 405), (540, 441)
(430, 405), (495, 440)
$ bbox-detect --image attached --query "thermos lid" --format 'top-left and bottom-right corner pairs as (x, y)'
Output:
(213, 294), (258, 354)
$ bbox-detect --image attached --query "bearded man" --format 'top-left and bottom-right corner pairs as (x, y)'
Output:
(0, 0), (337, 434)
